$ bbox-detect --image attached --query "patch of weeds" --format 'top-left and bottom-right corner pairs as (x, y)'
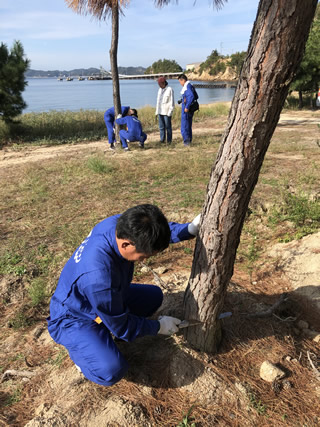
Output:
(298, 164), (319, 186)
(28, 278), (48, 307)
(248, 392), (267, 415)
(29, 245), (55, 276)
(260, 177), (279, 187)
(238, 227), (261, 280)
(183, 247), (193, 255)
(49, 349), (68, 367)
(268, 189), (320, 240)
(0, 252), (27, 277)
(86, 156), (115, 174)
(21, 173), (50, 201)
(8, 353), (25, 362)
(177, 406), (196, 427)
(8, 311), (32, 329)
(4, 386), (22, 406)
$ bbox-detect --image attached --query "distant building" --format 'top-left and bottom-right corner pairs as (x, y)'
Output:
(186, 62), (202, 71)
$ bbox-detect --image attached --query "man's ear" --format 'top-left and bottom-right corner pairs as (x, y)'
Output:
(121, 240), (134, 250)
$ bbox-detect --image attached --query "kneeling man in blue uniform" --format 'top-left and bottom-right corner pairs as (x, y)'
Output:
(104, 105), (131, 150)
(116, 109), (147, 150)
(47, 204), (200, 386)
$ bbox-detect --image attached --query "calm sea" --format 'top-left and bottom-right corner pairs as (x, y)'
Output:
(23, 78), (235, 113)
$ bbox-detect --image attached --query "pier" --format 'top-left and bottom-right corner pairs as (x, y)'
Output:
(193, 82), (237, 89)
(119, 72), (182, 80)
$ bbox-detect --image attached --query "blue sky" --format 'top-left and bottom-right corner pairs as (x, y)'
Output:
(1, 0), (258, 71)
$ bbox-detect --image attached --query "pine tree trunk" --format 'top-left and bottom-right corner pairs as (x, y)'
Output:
(110, 1), (121, 141)
(183, 0), (318, 353)
(298, 91), (303, 109)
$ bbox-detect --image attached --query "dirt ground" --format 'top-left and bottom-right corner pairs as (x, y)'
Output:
(0, 110), (319, 426)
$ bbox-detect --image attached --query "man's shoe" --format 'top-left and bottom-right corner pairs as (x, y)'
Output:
(109, 143), (115, 150)
(75, 363), (82, 373)
(139, 142), (144, 148)
(124, 147), (129, 151)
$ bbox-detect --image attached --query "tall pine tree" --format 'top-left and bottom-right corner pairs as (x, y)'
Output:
(291, 5), (320, 108)
(0, 41), (30, 123)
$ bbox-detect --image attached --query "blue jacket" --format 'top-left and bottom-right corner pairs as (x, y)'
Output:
(104, 106), (130, 121)
(116, 115), (144, 139)
(182, 83), (198, 110)
(48, 215), (192, 342)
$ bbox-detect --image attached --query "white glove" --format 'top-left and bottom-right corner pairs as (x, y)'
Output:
(158, 316), (181, 335)
(188, 214), (201, 236)
(117, 114), (122, 119)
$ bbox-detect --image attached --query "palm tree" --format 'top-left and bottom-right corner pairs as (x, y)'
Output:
(65, 0), (129, 125)
(157, 0), (318, 353)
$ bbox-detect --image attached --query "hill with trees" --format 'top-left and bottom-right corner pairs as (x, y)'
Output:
(145, 59), (182, 74)
(187, 49), (247, 81)
(26, 66), (146, 78)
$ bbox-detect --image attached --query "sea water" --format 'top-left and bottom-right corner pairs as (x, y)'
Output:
(23, 78), (235, 113)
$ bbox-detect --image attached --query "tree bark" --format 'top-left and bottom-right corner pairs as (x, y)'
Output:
(183, 0), (318, 353)
(298, 90), (303, 109)
(110, 1), (121, 141)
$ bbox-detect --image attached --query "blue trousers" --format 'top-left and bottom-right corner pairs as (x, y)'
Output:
(50, 284), (163, 386)
(181, 110), (194, 144)
(158, 114), (172, 143)
(104, 114), (115, 144)
(119, 130), (147, 148)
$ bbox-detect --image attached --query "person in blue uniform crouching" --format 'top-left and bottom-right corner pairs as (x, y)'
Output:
(47, 204), (200, 387)
(116, 109), (147, 151)
(178, 74), (199, 146)
(104, 105), (131, 150)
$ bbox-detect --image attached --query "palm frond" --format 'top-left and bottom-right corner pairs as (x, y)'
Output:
(65, 0), (129, 20)
(154, 0), (227, 9)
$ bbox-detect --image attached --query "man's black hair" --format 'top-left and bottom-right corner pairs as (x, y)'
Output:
(116, 204), (170, 255)
(178, 74), (188, 81)
(130, 108), (138, 117)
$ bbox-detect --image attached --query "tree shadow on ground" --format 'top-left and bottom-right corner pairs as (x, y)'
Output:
(117, 283), (319, 389)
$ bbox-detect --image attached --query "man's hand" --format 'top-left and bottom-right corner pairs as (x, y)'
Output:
(188, 214), (201, 236)
(117, 114), (122, 119)
(158, 316), (181, 335)
(184, 108), (189, 113)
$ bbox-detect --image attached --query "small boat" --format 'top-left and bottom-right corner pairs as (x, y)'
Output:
(66, 76), (73, 81)
(57, 76), (63, 81)
(78, 76), (85, 81)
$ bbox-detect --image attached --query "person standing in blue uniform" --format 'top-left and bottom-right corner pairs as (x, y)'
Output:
(47, 204), (200, 387)
(178, 74), (198, 146)
(116, 109), (147, 151)
(104, 106), (131, 150)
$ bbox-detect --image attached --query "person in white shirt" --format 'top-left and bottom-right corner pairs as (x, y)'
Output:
(155, 76), (175, 144)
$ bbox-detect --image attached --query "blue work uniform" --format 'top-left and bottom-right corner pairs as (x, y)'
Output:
(116, 115), (147, 148)
(104, 106), (130, 145)
(180, 83), (198, 145)
(47, 215), (192, 386)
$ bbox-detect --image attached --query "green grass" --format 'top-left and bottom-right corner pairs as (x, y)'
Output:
(268, 188), (320, 241)
(87, 156), (115, 174)
(28, 278), (48, 307)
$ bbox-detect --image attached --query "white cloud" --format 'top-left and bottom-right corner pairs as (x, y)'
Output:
(2, 10), (107, 41)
